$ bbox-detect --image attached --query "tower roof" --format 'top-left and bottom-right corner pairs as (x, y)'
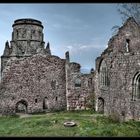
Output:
(12, 18), (43, 28)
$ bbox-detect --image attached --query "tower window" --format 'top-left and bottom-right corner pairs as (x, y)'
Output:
(55, 97), (58, 101)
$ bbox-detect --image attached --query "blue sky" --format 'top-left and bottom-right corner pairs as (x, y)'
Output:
(0, 3), (122, 73)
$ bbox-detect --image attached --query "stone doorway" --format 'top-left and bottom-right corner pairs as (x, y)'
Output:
(98, 97), (104, 113)
(15, 100), (28, 113)
(43, 97), (48, 110)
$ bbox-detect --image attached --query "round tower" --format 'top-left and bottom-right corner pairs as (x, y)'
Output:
(10, 18), (45, 56)
(12, 18), (43, 41)
(1, 18), (46, 73)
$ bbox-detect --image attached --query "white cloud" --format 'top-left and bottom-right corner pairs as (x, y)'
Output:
(65, 41), (105, 56)
(79, 45), (87, 49)
(66, 45), (73, 50)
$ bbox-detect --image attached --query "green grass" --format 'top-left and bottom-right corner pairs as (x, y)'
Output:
(0, 110), (140, 137)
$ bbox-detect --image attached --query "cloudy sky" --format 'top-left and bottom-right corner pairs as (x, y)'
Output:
(0, 3), (122, 73)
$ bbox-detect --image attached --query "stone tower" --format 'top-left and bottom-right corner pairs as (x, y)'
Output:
(1, 18), (50, 73)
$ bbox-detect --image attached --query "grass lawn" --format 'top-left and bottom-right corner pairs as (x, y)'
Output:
(0, 110), (140, 137)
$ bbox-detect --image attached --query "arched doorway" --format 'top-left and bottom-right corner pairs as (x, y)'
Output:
(98, 97), (104, 113)
(15, 100), (28, 113)
(43, 97), (48, 110)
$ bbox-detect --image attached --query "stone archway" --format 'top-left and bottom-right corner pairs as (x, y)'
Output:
(15, 100), (28, 113)
(98, 97), (104, 113)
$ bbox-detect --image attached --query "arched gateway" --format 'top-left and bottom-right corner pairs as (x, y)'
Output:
(15, 100), (28, 113)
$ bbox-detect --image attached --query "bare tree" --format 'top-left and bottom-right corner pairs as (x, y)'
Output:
(112, 3), (140, 36)
(118, 3), (140, 24)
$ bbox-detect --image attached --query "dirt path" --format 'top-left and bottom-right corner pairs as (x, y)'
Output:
(17, 113), (32, 118)
(17, 112), (104, 119)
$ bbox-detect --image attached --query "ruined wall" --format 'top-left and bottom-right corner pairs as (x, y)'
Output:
(66, 72), (94, 110)
(95, 17), (140, 121)
(65, 54), (94, 110)
(0, 54), (66, 114)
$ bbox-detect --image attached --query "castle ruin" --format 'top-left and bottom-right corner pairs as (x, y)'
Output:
(0, 18), (94, 115)
(0, 17), (140, 122)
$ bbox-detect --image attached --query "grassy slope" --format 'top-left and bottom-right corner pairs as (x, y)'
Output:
(0, 110), (140, 137)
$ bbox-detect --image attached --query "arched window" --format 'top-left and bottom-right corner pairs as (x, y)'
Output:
(99, 60), (109, 87)
(132, 72), (140, 100)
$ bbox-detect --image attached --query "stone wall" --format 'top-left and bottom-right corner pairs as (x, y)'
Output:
(65, 52), (94, 110)
(66, 73), (94, 110)
(0, 54), (66, 114)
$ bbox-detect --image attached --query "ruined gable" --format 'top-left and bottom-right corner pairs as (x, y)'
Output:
(95, 17), (140, 122)
(108, 17), (140, 55)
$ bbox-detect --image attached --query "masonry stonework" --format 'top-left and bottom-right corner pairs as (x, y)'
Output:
(0, 18), (94, 115)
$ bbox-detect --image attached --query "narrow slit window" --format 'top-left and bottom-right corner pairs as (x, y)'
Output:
(35, 98), (38, 103)
(126, 39), (130, 52)
(88, 78), (92, 87)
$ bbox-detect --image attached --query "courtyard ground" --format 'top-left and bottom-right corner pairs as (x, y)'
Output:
(0, 110), (140, 137)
